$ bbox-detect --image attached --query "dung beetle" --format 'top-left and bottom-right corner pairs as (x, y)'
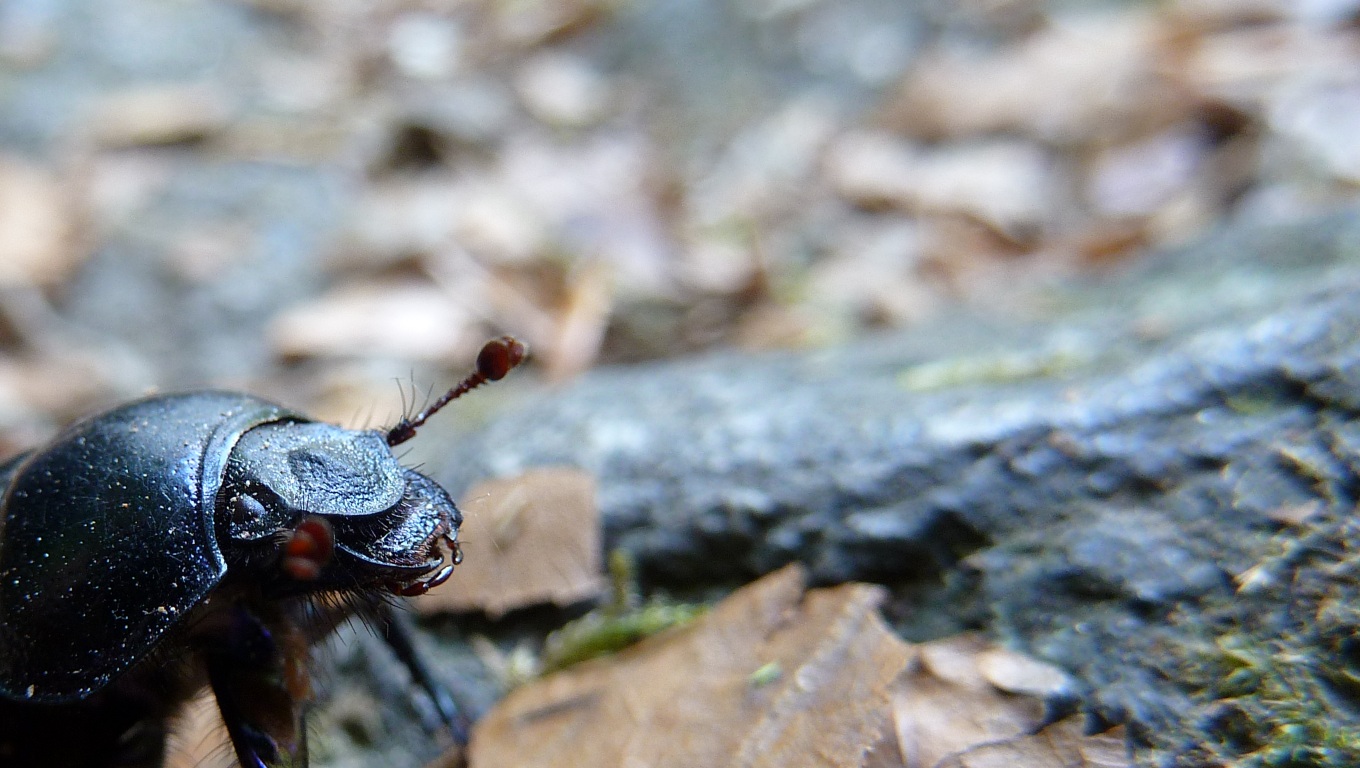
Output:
(0, 336), (526, 768)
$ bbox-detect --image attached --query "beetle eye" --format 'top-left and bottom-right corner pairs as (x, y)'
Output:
(224, 490), (288, 541)
(233, 493), (267, 526)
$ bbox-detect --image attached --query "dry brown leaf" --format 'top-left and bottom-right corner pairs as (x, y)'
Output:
(862, 720), (909, 768)
(935, 716), (1130, 768)
(465, 564), (914, 768)
(417, 468), (604, 618)
(895, 635), (1049, 768)
(917, 635), (997, 690)
(975, 646), (1073, 699)
(0, 157), (77, 287)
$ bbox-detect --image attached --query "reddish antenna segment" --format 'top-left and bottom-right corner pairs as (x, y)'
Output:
(386, 336), (527, 446)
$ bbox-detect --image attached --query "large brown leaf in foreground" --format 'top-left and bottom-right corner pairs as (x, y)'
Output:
(468, 564), (912, 768)
(418, 467), (603, 618)
(894, 634), (1057, 766)
(889, 634), (1128, 768)
(935, 716), (1129, 768)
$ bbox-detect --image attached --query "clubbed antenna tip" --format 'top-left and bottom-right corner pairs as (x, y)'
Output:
(387, 336), (527, 446)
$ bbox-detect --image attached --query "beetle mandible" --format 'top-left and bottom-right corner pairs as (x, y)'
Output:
(0, 336), (526, 768)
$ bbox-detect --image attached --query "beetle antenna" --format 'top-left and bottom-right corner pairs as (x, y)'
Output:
(386, 336), (527, 446)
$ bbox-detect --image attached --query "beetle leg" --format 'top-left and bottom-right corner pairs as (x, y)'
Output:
(392, 563), (454, 597)
(207, 675), (276, 768)
(392, 579), (430, 597)
(388, 530), (461, 596)
(424, 563), (455, 590)
(204, 606), (309, 768)
(376, 604), (471, 746)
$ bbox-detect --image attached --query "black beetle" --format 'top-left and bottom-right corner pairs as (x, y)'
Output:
(0, 336), (526, 768)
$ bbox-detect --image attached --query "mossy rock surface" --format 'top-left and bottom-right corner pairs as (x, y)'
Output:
(426, 210), (1360, 766)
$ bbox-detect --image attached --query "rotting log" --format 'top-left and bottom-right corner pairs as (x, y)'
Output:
(423, 211), (1360, 765)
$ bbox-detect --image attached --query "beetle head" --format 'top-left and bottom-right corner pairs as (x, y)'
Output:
(218, 422), (461, 595)
(216, 335), (525, 597)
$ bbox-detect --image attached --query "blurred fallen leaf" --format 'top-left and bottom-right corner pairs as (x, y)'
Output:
(347, 178), (469, 263)
(387, 12), (464, 81)
(895, 635), (1053, 768)
(1177, 24), (1358, 109)
(887, 11), (1175, 143)
(863, 726), (909, 768)
(1269, 80), (1360, 185)
(976, 645), (1074, 700)
(1166, 0), (1289, 27)
(268, 280), (473, 362)
(85, 84), (231, 147)
(935, 716), (1130, 768)
(826, 133), (1054, 237)
(492, 0), (615, 47)
(515, 51), (613, 128)
(465, 564), (912, 768)
(544, 259), (614, 382)
(1085, 128), (1208, 219)
(418, 467), (604, 618)
(0, 157), (77, 287)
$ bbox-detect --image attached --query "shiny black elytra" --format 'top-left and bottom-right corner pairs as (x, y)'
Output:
(0, 337), (526, 768)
